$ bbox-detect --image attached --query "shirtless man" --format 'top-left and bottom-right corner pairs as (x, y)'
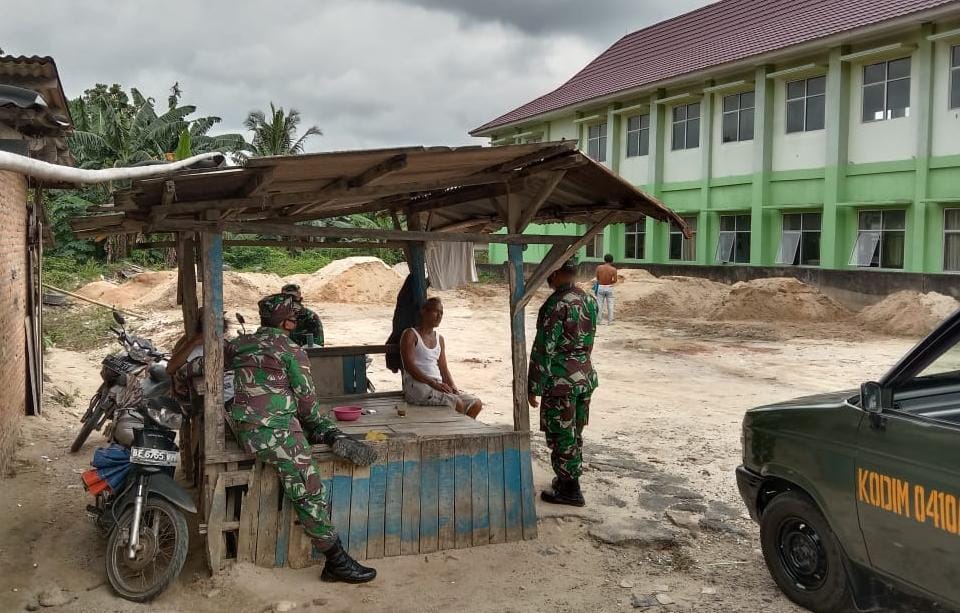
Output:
(400, 297), (482, 418)
(594, 254), (618, 325)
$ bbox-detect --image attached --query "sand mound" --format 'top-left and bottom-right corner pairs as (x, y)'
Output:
(297, 256), (403, 304)
(77, 271), (176, 310)
(616, 268), (656, 283)
(857, 291), (960, 336)
(710, 277), (851, 322)
(621, 276), (731, 319)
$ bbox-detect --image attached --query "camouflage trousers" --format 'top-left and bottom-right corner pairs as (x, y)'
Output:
(235, 420), (337, 551)
(540, 393), (591, 481)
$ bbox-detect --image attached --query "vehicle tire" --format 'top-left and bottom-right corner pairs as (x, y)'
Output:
(760, 490), (854, 613)
(105, 497), (189, 602)
(70, 394), (103, 453)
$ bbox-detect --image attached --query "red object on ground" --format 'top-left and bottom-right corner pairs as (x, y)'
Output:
(332, 406), (362, 422)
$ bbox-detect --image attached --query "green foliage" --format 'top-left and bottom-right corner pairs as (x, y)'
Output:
(239, 103), (321, 160)
(224, 246), (404, 276)
(43, 307), (117, 351)
(43, 256), (107, 290)
(174, 130), (192, 161)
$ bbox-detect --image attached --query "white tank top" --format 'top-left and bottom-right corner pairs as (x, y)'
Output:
(406, 328), (442, 380)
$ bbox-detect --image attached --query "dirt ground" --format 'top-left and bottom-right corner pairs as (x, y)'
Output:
(0, 273), (938, 613)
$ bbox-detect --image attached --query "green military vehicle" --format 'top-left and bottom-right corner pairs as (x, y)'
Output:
(737, 309), (960, 612)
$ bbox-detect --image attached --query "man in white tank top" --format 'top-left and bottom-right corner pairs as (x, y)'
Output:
(400, 297), (482, 418)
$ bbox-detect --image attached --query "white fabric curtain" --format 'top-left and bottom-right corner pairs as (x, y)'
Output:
(425, 241), (479, 290)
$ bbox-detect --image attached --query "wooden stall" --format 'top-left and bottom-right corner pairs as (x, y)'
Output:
(71, 142), (688, 572)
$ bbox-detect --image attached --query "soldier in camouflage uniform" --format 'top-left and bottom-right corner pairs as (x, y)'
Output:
(281, 283), (325, 347)
(527, 259), (598, 507)
(230, 293), (377, 583)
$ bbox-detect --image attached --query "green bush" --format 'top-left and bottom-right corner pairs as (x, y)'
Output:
(224, 246), (404, 276)
(43, 256), (108, 290)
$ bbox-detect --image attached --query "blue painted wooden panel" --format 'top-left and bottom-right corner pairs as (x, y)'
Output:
(487, 437), (506, 544)
(400, 442), (421, 555)
(366, 460), (388, 559)
(454, 440), (473, 549)
(437, 442), (456, 550)
(419, 441), (441, 553)
(471, 441), (490, 546)
(348, 467), (370, 558)
(518, 435), (538, 540)
(384, 445), (404, 557)
(330, 463), (353, 551)
(502, 435), (523, 542)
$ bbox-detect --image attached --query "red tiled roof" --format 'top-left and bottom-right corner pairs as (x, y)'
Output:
(471, 0), (960, 134)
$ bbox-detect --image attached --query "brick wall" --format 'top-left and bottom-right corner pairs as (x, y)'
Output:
(0, 170), (27, 476)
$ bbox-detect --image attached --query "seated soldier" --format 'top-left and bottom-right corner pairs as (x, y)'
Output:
(400, 297), (482, 418)
(281, 283), (324, 347)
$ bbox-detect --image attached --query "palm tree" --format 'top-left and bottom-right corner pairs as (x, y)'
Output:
(241, 103), (322, 159)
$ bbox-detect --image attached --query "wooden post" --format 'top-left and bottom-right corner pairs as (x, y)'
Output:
(176, 232), (199, 335)
(406, 212), (428, 302)
(506, 243), (528, 432)
(201, 225), (225, 461)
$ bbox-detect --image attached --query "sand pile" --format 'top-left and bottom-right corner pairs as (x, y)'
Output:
(621, 276), (731, 319)
(857, 291), (960, 336)
(290, 256), (403, 304)
(136, 271), (283, 310)
(709, 277), (851, 322)
(616, 268), (657, 283)
(77, 271), (176, 310)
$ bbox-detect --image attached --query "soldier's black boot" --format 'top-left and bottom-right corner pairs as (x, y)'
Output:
(541, 478), (586, 507)
(321, 538), (377, 583)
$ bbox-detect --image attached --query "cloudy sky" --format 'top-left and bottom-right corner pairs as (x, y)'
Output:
(2, 0), (712, 151)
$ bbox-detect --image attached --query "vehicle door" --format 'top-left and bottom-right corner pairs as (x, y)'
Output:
(855, 311), (960, 604)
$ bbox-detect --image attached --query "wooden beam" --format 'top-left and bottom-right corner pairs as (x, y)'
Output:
(177, 233), (199, 335)
(71, 213), (126, 231)
(431, 218), (495, 233)
(348, 153), (408, 187)
(406, 181), (518, 215)
(516, 171), (565, 232)
(512, 211), (617, 316)
(506, 244), (529, 432)
(135, 239), (404, 250)
(153, 219), (578, 245)
(242, 168), (275, 196)
(490, 196), (509, 225)
(506, 189), (521, 234)
(482, 142), (576, 174)
(150, 180), (177, 223)
(201, 214), (226, 460)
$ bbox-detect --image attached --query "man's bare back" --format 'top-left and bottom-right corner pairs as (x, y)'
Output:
(596, 263), (618, 285)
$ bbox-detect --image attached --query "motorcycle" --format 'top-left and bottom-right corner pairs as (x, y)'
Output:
(81, 358), (195, 602)
(70, 312), (167, 453)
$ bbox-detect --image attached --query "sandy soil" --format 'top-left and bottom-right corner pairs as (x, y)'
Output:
(2, 272), (946, 613)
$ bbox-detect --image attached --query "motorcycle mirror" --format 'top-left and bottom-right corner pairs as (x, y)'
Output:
(113, 311), (126, 326)
(235, 313), (245, 325)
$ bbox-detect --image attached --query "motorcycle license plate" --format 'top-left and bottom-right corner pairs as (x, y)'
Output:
(130, 447), (179, 467)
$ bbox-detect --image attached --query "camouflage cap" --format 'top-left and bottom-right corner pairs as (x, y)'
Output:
(556, 258), (578, 274)
(258, 293), (302, 326)
(281, 283), (302, 297)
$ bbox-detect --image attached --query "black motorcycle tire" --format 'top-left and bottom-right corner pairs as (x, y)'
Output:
(105, 497), (189, 602)
(70, 392), (103, 453)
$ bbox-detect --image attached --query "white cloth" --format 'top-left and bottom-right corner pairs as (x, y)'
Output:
(403, 328), (443, 381)
(425, 241), (478, 290)
(187, 346), (235, 403)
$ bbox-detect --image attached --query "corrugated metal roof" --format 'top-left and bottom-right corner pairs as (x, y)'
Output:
(0, 55), (72, 129)
(472, 0), (960, 134)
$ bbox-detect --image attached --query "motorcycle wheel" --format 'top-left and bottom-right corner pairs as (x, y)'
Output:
(105, 498), (189, 602)
(70, 393), (103, 453)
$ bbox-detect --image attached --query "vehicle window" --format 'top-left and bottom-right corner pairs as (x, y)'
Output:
(917, 342), (960, 379)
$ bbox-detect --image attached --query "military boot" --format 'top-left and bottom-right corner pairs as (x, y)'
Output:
(541, 478), (586, 507)
(321, 538), (377, 583)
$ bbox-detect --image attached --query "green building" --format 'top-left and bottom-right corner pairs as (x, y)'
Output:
(473, 0), (960, 275)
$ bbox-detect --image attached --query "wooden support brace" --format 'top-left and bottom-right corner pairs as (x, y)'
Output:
(176, 232), (199, 335)
(506, 244), (529, 432)
(516, 171), (565, 232)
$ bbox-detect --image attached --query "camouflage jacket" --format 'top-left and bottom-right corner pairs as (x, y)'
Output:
(291, 308), (324, 347)
(528, 284), (599, 397)
(228, 326), (334, 433)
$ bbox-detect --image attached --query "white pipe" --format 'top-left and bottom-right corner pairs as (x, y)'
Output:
(0, 151), (224, 185)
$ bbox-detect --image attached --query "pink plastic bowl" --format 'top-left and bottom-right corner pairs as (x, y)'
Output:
(333, 406), (363, 422)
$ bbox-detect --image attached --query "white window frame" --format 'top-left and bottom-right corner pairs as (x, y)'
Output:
(671, 102), (701, 151)
(776, 212), (822, 266)
(584, 232), (604, 259)
(716, 214), (751, 264)
(721, 91), (755, 143)
(785, 75), (827, 133)
(669, 216), (697, 262)
(849, 209), (906, 269)
(944, 208), (960, 272)
(861, 57), (911, 123)
(624, 222), (646, 260)
(626, 114), (650, 157)
(951, 45), (960, 110)
(586, 122), (607, 162)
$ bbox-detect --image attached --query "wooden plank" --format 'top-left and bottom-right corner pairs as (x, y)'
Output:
(487, 436), (506, 545)
(348, 464), (371, 559)
(201, 226), (226, 458)
(506, 243), (529, 433)
(517, 171), (566, 232)
(176, 233), (198, 332)
(275, 492), (293, 567)
(470, 438), (490, 547)
(238, 462), (261, 563)
(383, 443), (404, 557)
(255, 463), (281, 567)
(437, 440), (456, 551)
(207, 474), (227, 572)
(518, 434), (539, 541)
(400, 441), (421, 555)
(454, 438), (473, 550)
(317, 461), (334, 563)
(310, 356), (346, 397)
(330, 462), (354, 552)
(306, 344), (393, 358)
(418, 440), (441, 554)
(285, 503), (313, 569)
(502, 434), (524, 543)
(366, 448), (388, 560)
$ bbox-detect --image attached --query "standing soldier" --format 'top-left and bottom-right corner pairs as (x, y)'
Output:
(281, 283), (325, 347)
(230, 293), (378, 582)
(527, 259), (598, 507)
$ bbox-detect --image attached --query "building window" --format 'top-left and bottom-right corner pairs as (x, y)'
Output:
(626, 114), (650, 157)
(586, 123), (607, 162)
(786, 76), (826, 133)
(945, 209), (960, 272)
(721, 91), (755, 143)
(624, 222), (646, 259)
(951, 46), (960, 110)
(862, 57), (911, 122)
(776, 212), (821, 266)
(669, 216), (697, 261)
(584, 233), (604, 259)
(716, 214), (751, 264)
(671, 102), (700, 150)
(850, 210), (905, 269)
